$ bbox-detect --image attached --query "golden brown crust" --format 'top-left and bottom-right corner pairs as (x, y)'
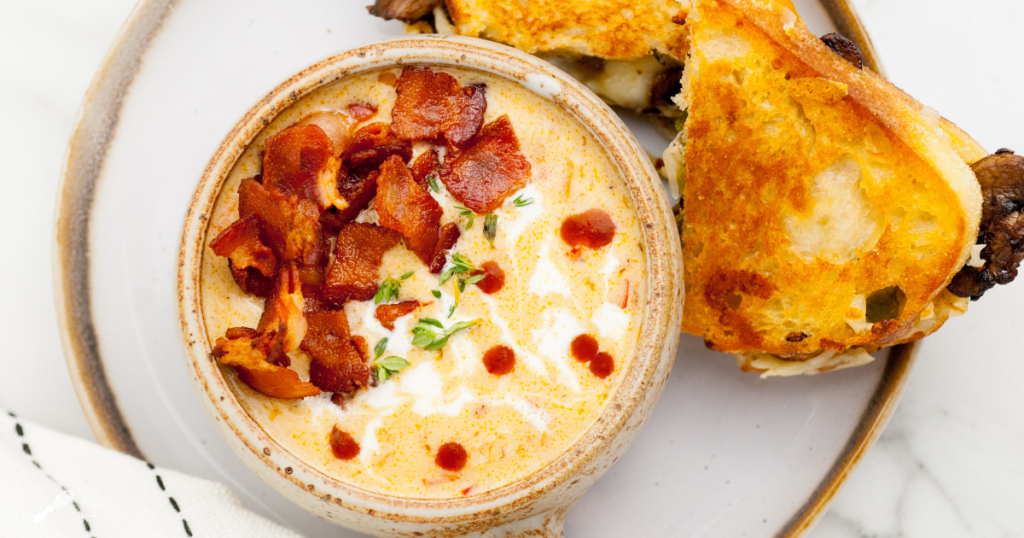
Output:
(444, 0), (690, 60)
(679, 0), (983, 355)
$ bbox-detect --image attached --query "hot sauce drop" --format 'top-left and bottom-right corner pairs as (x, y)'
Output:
(560, 208), (616, 249)
(570, 334), (599, 362)
(589, 352), (615, 378)
(435, 442), (468, 472)
(473, 261), (506, 294)
(482, 345), (515, 375)
(330, 426), (360, 460)
(571, 334), (614, 378)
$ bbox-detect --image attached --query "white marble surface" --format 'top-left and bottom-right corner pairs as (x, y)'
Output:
(0, 0), (1021, 536)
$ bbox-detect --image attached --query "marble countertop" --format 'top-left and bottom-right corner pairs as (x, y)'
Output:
(1, 0), (1021, 536)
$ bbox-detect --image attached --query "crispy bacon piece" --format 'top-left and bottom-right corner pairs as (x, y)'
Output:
(256, 264), (307, 354)
(343, 122), (412, 172)
(440, 115), (531, 213)
(301, 309), (370, 393)
(375, 155), (443, 264)
(351, 335), (371, 363)
(213, 333), (320, 399)
(410, 148), (441, 189)
(347, 103), (377, 121)
(210, 215), (278, 279)
(320, 169), (379, 232)
(212, 267), (318, 402)
(293, 110), (356, 156)
(229, 261), (273, 298)
(429, 222), (461, 274)
(392, 68), (487, 147)
(262, 124), (347, 211)
(238, 178), (323, 265)
(375, 300), (422, 330)
(323, 222), (402, 304)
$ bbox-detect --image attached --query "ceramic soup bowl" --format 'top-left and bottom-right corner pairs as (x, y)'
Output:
(177, 35), (683, 537)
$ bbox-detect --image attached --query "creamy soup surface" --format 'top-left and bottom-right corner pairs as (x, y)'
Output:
(200, 66), (647, 498)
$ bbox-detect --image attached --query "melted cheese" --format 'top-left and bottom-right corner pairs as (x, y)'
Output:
(199, 67), (647, 499)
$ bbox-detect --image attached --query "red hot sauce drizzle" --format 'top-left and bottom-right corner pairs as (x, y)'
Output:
(435, 442), (468, 472)
(570, 334), (615, 378)
(482, 345), (515, 375)
(330, 426), (360, 460)
(570, 334), (599, 363)
(560, 208), (616, 250)
(589, 352), (615, 379)
(472, 261), (506, 294)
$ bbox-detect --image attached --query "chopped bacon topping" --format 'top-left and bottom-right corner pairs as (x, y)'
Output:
(293, 110), (356, 156)
(375, 154), (443, 264)
(255, 264), (307, 354)
(392, 67), (487, 148)
(351, 335), (371, 363)
(347, 103), (378, 121)
(321, 169), (379, 232)
(213, 332), (320, 399)
(210, 215), (278, 278)
(440, 115), (531, 213)
(410, 148), (441, 189)
(262, 124), (347, 211)
(238, 178), (323, 265)
(228, 262), (273, 298)
(429, 222), (461, 274)
(212, 267), (318, 400)
(323, 222), (402, 304)
(301, 309), (370, 393)
(375, 300), (422, 330)
(343, 122), (412, 172)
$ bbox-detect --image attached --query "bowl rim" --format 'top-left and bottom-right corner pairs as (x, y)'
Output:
(175, 34), (684, 521)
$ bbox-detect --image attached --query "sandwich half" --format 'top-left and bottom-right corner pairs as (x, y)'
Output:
(369, 0), (1024, 375)
(369, 0), (689, 114)
(665, 0), (1024, 375)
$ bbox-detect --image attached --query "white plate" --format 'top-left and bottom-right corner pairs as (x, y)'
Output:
(55, 0), (909, 536)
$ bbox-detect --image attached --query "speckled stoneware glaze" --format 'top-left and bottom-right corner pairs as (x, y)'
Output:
(177, 35), (684, 537)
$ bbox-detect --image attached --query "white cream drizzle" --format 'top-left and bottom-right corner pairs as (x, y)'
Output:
(480, 295), (547, 376)
(528, 240), (572, 298)
(530, 308), (584, 392)
(592, 302), (630, 340)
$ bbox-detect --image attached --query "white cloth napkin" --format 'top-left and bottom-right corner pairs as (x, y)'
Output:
(0, 411), (303, 538)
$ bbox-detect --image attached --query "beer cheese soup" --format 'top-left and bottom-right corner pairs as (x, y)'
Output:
(201, 66), (646, 498)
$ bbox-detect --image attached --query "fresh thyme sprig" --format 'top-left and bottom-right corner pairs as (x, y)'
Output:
(371, 337), (409, 382)
(483, 214), (498, 246)
(374, 356), (410, 382)
(426, 173), (440, 193)
(411, 318), (481, 351)
(512, 194), (534, 208)
(438, 252), (475, 286)
(454, 205), (475, 229)
(374, 272), (414, 304)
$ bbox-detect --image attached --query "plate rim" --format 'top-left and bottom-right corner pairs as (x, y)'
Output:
(52, 0), (907, 535)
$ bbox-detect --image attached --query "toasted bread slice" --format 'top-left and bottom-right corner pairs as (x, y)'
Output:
(443, 0), (689, 60)
(670, 0), (983, 368)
